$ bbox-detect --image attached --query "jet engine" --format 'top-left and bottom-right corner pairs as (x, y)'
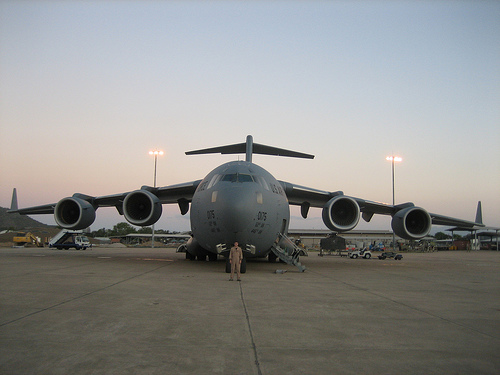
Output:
(391, 207), (432, 240)
(55, 197), (96, 230)
(322, 196), (360, 232)
(123, 190), (162, 226)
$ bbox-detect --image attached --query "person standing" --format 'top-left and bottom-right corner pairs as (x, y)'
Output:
(229, 241), (243, 281)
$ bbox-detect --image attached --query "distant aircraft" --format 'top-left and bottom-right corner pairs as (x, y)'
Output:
(9, 135), (483, 272)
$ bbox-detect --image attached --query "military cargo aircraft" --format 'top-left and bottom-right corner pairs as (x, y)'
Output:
(9, 135), (483, 272)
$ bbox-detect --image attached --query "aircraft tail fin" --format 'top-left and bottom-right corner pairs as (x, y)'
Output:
(10, 188), (18, 211)
(475, 201), (483, 225)
(185, 135), (314, 162)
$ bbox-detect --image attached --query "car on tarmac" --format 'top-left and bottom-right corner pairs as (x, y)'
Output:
(378, 252), (403, 260)
(349, 249), (372, 259)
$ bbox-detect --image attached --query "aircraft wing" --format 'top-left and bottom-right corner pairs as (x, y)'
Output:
(12, 203), (57, 215)
(428, 214), (482, 228)
(9, 180), (202, 216)
(279, 180), (483, 232)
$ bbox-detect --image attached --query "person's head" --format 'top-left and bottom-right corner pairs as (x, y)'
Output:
(234, 241), (238, 246)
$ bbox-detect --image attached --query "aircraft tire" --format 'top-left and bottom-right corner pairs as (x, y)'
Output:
(186, 252), (196, 261)
(225, 258), (231, 273)
(240, 258), (247, 274)
(208, 252), (217, 261)
(268, 252), (277, 263)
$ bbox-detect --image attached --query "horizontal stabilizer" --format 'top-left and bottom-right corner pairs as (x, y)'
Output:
(185, 135), (314, 162)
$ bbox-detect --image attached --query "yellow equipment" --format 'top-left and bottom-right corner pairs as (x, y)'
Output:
(13, 232), (44, 247)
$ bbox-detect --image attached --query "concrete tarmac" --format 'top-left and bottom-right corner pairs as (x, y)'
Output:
(0, 246), (499, 375)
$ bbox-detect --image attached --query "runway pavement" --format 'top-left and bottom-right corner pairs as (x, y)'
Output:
(0, 246), (499, 375)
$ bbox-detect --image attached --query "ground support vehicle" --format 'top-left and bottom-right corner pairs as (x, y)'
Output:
(349, 249), (372, 259)
(319, 234), (346, 256)
(13, 232), (44, 247)
(49, 230), (91, 250)
(378, 252), (403, 260)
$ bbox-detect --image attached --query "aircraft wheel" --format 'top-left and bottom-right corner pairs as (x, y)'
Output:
(225, 258), (231, 273)
(240, 258), (247, 274)
(208, 252), (218, 261)
(197, 254), (206, 261)
(186, 252), (196, 261)
(268, 252), (277, 263)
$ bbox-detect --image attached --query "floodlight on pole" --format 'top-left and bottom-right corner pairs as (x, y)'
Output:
(149, 150), (164, 248)
(149, 150), (164, 188)
(386, 155), (402, 250)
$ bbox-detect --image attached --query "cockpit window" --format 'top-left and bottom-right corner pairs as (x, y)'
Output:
(207, 174), (222, 189)
(221, 174), (237, 182)
(221, 173), (255, 183)
(255, 175), (270, 191)
(238, 174), (254, 183)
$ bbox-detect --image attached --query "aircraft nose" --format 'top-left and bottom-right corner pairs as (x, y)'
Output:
(218, 188), (255, 234)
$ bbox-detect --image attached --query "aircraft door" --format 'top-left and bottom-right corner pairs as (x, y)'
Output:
(280, 219), (287, 235)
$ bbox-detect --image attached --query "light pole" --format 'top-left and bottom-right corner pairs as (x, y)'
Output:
(149, 150), (164, 248)
(386, 156), (402, 251)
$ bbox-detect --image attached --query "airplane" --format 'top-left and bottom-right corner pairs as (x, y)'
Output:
(9, 135), (484, 272)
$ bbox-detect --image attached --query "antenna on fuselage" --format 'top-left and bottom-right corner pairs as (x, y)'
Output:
(185, 135), (314, 161)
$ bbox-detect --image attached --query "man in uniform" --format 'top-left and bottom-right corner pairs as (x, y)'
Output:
(229, 241), (243, 281)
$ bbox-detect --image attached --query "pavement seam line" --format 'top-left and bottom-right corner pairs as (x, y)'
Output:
(0, 263), (171, 328)
(239, 283), (263, 375)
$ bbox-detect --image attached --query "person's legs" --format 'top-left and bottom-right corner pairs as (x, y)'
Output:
(230, 261), (236, 280)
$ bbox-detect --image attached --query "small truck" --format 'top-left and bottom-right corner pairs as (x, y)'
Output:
(349, 248), (372, 259)
(49, 230), (91, 250)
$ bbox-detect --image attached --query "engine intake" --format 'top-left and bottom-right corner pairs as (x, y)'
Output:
(55, 197), (96, 230)
(123, 190), (162, 226)
(322, 196), (360, 232)
(391, 207), (432, 240)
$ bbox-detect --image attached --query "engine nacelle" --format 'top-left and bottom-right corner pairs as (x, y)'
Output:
(55, 197), (96, 230)
(391, 207), (432, 240)
(322, 196), (360, 232)
(123, 190), (162, 226)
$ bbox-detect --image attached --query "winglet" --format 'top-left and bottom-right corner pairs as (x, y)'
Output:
(475, 201), (483, 225)
(10, 188), (18, 211)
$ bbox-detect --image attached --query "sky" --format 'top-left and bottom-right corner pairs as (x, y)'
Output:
(1, 1), (499, 233)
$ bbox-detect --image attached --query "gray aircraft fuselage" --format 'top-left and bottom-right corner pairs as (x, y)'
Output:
(190, 160), (289, 257)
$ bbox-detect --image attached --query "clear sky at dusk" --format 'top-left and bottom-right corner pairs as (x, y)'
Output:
(1, 1), (499, 232)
